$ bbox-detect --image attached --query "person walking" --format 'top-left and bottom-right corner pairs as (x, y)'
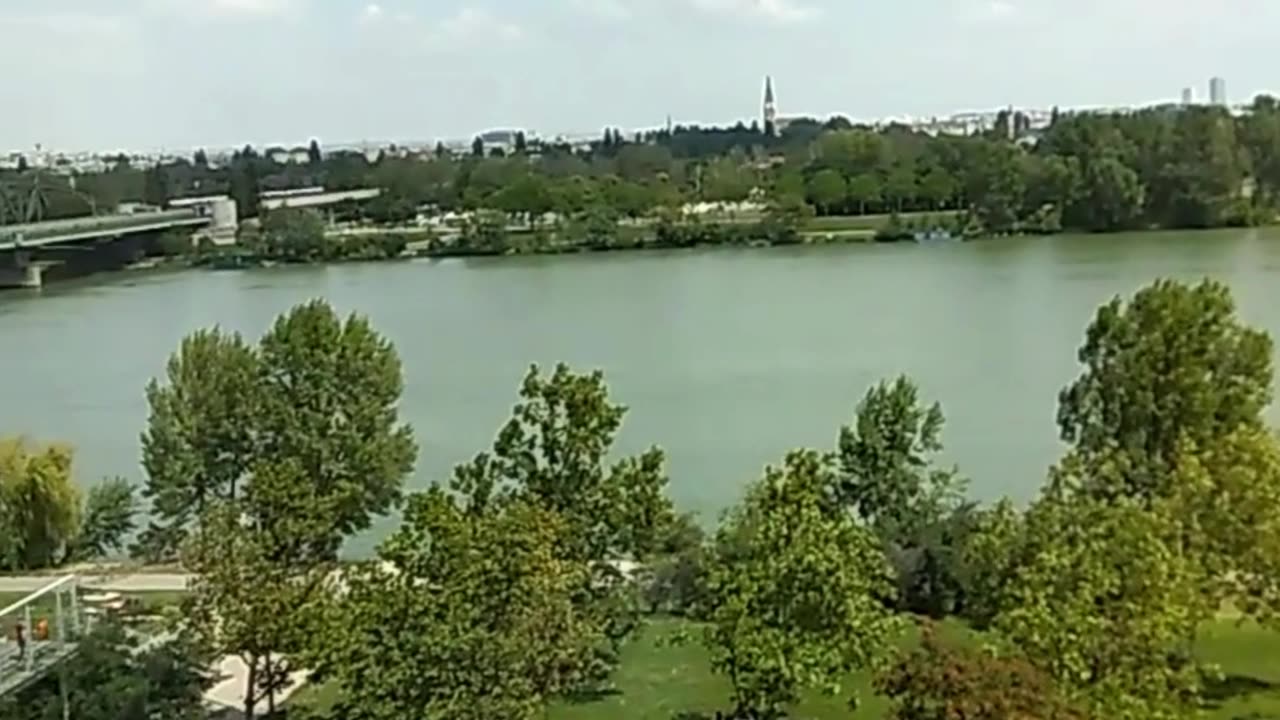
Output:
(13, 620), (25, 662)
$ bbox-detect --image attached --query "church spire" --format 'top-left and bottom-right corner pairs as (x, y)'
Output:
(762, 76), (778, 137)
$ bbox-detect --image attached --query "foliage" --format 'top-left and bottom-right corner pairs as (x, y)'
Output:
(447, 363), (674, 682)
(993, 492), (1211, 719)
(137, 328), (257, 562)
(643, 512), (709, 616)
(952, 499), (1023, 630)
(305, 490), (601, 720)
(876, 622), (1084, 720)
(71, 476), (138, 561)
(254, 207), (333, 262)
(0, 623), (211, 720)
(183, 500), (329, 720)
(0, 437), (81, 571)
(836, 376), (965, 546)
(1056, 278), (1273, 502)
(701, 449), (900, 718)
(138, 300), (415, 563)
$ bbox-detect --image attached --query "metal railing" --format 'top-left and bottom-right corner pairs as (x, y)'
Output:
(0, 575), (83, 698)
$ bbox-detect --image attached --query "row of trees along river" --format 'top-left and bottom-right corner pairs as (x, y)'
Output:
(7, 96), (1280, 258)
(5, 277), (1280, 719)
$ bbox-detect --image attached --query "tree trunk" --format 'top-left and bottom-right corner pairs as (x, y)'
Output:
(244, 654), (258, 720)
(266, 655), (277, 717)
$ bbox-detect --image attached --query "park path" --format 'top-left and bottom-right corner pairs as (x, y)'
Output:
(0, 573), (192, 595)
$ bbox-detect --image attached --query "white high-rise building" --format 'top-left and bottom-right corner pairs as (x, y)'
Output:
(1181, 87), (1194, 106)
(1210, 77), (1227, 106)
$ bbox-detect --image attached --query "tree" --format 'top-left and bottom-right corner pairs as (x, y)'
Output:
(308, 138), (323, 164)
(471, 136), (485, 157)
(252, 300), (417, 561)
(877, 622), (1083, 720)
(1057, 278), (1273, 502)
(229, 154), (260, 219)
(0, 437), (81, 571)
(184, 500), (326, 720)
(71, 476), (138, 561)
(994, 493), (1209, 718)
(805, 168), (847, 215)
(192, 149), (209, 168)
(916, 166), (956, 210)
(836, 377), (963, 544)
(448, 364), (674, 679)
(846, 173), (882, 214)
(701, 449), (900, 718)
(257, 207), (331, 261)
(137, 328), (257, 561)
(965, 141), (1026, 233)
(144, 164), (170, 207)
(0, 623), (210, 720)
(305, 489), (600, 720)
(514, 130), (528, 154)
(885, 162), (918, 212)
(139, 300), (415, 563)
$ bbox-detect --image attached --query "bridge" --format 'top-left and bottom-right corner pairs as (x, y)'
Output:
(0, 207), (224, 289)
(0, 576), (84, 699)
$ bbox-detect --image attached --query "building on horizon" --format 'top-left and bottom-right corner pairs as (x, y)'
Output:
(1210, 77), (1227, 106)
(762, 76), (777, 136)
(1181, 87), (1194, 105)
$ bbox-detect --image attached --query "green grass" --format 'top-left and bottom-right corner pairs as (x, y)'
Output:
(287, 616), (1280, 719)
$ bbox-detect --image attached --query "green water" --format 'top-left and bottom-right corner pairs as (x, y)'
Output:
(3, 228), (1279, 556)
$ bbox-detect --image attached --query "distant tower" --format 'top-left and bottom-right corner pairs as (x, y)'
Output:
(1181, 87), (1194, 106)
(1210, 77), (1227, 106)
(762, 76), (778, 136)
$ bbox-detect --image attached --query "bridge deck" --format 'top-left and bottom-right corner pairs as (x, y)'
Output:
(0, 210), (208, 250)
(0, 640), (78, 697)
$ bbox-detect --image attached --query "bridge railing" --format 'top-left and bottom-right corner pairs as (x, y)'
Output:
(0, 576), (83, 698)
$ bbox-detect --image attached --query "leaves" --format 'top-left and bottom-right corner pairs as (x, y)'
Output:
(72, 476), (138, 561)
(0, 437), (82, 571)
(701, 449), (900, 717)
(309, 491), (601, 720)
(1057, 278), (1273, 502)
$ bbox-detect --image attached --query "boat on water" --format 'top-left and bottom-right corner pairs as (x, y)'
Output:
(913, 228), (957, 243)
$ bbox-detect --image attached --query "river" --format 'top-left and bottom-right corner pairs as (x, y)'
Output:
(3, 228), (1279, 556)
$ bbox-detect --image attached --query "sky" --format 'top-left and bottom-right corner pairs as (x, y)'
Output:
(1, 0), (1277, 152)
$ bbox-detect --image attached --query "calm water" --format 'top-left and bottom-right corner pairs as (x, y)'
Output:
(3, 229), (1280, 556)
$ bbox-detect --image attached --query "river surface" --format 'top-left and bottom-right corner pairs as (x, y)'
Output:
(3, 228), (1280, 556)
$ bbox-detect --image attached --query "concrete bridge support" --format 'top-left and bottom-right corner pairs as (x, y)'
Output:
(0, 250), (52, 289)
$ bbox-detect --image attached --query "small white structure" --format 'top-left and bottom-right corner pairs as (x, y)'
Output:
(169, 195), (239, 246)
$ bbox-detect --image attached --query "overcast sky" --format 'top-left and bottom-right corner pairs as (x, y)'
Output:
(2, 0), (1276, 152)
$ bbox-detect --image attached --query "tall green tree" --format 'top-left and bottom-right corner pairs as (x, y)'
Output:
(806, 168), (847, 215)
(448, 364), (673, 679)
(137, 329), (257, 561)
(836, 376), (964, 544)
(71, 476), (138, 561)
(1056, 278), (1273, 501)
(701, 449), (899, 718)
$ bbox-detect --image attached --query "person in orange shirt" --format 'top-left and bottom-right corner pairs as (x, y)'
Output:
(34, 618), (48, 642)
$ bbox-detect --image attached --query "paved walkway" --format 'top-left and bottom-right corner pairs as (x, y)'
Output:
(0, 573), (192, 595)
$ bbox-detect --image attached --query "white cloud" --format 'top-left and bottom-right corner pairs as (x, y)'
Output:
(566, 0), (633, 21)
(426, 6), (524, 48)
(688, 0), (818, 23)
(144, 0), (302, 20)
(361, 3), (384, 22)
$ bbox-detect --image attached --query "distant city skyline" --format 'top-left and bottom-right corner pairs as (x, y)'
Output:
(2, 0), (1277, 152)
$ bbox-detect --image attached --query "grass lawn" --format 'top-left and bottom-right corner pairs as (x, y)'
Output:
(288, 616), (1280, 719)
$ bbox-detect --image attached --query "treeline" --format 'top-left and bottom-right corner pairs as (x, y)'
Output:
(8, 96), (1280, 241)
(7, 276), (1279, 720)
